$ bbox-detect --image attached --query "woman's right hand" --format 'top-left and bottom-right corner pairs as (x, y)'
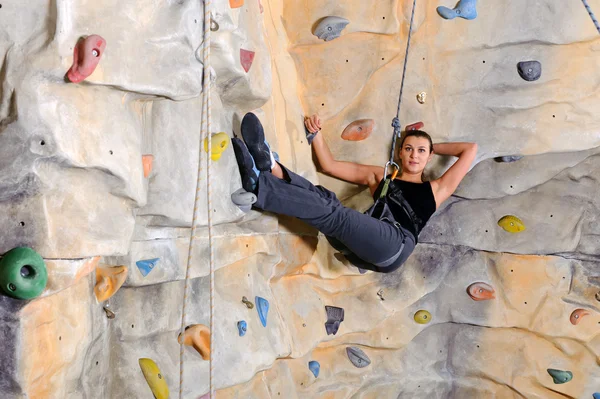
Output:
(304, 114), (322, 133)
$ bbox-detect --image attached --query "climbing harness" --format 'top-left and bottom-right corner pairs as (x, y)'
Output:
(179, 0), (215, 398)
(581, 0), (600, 35)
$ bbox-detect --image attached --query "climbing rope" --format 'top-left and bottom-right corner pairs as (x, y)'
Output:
(581, 0), (600, 34)
(381, 0), (417, 197)
(179, 0), (214, 398)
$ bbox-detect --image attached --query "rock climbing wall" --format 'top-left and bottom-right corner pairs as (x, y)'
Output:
(0, 0), (599, 398)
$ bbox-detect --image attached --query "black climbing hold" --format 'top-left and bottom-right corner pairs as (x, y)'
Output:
(595, 291), (600, 302)
(494, 155), (523, 163)
(324, 306), (344, 335)
(346, 347), (371, 368)
(517, 61), (542, 82)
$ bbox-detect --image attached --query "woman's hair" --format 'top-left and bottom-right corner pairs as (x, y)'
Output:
(399, 130), (433, 153)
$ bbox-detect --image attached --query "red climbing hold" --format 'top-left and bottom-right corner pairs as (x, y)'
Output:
(240, 49), (255, 73)
(341, 119), (374, 141)
(405, 121), (424, 131)
(67, 34), (106, 83)
(229, 0), (244, 8)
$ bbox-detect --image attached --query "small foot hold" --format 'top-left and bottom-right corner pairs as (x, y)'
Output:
(240, 49), (256, 73)
(494, 155), (523, 163)
(241, 296), (254, 309)
(467, 282), (495, 301)
(569, 308), (590, 325)
(142, 155), (154, 178)
(67, 34), (107, 83)
(437, 0), (478, 20)
(313, 16), (350, 42)
(308, 361), (320, 378)
(229, 0), (244, 8)
(237, 320), (247, 336)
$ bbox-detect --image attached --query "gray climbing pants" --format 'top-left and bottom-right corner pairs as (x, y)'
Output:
(254, 164), (416, 273)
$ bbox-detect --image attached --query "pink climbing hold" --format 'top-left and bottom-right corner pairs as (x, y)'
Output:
(405, 121), (424, 131)
(341, 119), (375, 141)
(466, 282), (495, 301)
(240, 49), (255, 73)
(67, 34), (106, 83)
(258, 0), (264, 13)
(569, 308), (590, 325)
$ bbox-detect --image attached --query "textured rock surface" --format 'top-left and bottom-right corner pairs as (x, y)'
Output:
(0, 0), (599, 398)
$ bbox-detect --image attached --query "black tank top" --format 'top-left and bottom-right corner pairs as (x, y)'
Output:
(372, 178), (437, 238)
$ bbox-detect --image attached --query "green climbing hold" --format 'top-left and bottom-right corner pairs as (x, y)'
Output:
(0, 247), (48, 300)
(547, 368), (573, 384)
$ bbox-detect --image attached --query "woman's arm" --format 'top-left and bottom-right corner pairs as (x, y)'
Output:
(306, 115), (383, 187)
(431, 142), (478, 204)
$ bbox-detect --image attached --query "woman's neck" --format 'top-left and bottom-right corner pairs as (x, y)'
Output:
(397, 171), (423, 183)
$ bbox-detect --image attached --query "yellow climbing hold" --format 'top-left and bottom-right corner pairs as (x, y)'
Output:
(497, 215), (526, 233)
(203, 132), (229, 161)
(139, 358), (169, 399)
(414, 310), (432, 324)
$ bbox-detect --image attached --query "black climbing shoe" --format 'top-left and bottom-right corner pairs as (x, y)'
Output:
(241, 113), (272, 172)
(231, 137), (260, 193)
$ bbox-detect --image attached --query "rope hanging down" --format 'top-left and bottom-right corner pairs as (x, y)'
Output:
(581, 0), (600, 34)
(381, 0), (417, 198)
(179, 0), (215, 398)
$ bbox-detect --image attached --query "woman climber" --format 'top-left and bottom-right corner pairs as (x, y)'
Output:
(231, 112), (477, 273)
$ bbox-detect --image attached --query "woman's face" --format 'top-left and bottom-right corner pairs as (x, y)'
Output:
(399, 136), (433, 174)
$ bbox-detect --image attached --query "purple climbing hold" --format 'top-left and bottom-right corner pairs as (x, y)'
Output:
(517, 61), (542, 82)
(437, 0), (477, 20)
(325, 305), (344, 335)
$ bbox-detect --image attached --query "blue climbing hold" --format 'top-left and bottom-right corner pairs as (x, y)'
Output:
(237, 320), (247, 336)
(437, 0), (477, 20)
(308, 361), (320, 378)
(255, 296), (269, 327)
(593, 393), (600, 399)
(136, 258), (160, 277)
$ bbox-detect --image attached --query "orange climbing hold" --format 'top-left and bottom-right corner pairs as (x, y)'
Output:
(142, 155), (154, 178)
(94, 265), (128, 302)
(178, 324), (211, 360)
(229, 0), (244, 9)
(406, 121), (424, 131)
(67, 34), (106, 83)
(240, 49), (255, 73)
(341, 119), (375, 141)
(467, 282), (495, 301)
(569, 308), (590, 325)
